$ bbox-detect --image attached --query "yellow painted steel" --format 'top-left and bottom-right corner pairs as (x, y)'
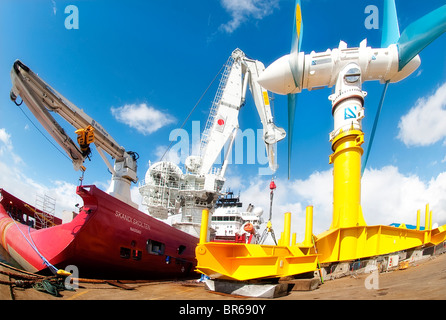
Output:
(195, 208), (319, 281)
(429, 211), (433, 230)
(194, 126), (446, 281)
(314, 128), (446, 263)
(425, 204), (430, 230)
(302, 206), (313, 247)
(195, 242), (319, 281)
(283, 212), (291, 246)
(199, 209), (210, 245)
(313, 224), (446, 264)
(416, 209), (421, 230)
(329, 129), (366, 230)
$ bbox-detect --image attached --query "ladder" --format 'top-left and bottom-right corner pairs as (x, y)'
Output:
(200, 55), (235, 155)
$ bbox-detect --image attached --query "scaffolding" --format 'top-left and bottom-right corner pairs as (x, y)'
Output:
(34, 193), (56, 229)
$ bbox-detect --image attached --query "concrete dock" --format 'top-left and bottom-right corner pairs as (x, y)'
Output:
(1, 251), (445, 300)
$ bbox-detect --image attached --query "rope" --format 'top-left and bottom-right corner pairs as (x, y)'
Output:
(0, 265), (72, 297)
(6, 211), (58, 274)
(0, 261), (45, 278)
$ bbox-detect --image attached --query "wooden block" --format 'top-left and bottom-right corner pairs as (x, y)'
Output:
(279, 278), (320, 291)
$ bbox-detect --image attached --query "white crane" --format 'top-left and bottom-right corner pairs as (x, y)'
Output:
(139, 49), (285, 238)
(10, 60), (139, 208)
(195, 48), (286, 177)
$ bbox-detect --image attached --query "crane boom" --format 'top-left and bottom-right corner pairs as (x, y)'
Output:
(197, 48), (285, 176)
(139, 49), (285, 235)
(10, 60), (138, 208)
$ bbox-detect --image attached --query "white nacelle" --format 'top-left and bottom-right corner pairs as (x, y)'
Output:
(258, 40), (421, 95)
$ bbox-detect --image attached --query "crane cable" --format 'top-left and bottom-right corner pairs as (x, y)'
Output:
(159, 61), (227, 162)
(15, 102), (73, 164)
(259, 177), (278, 245)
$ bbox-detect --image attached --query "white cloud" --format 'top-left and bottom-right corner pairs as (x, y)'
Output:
(219, 0), (280, 33)
(0, 127), (81, 217)
(0, 161), (80, 218)
(398, 82), (446, 146)
(362, 166), (430, 226)
(153, 144), (183, 165)
(111, 103), (176, 135)
(0, 128), (12, 150)
(51, 0), (57, 15)
(0, 128), (23, 165)
(224, 171), (332, 243)
(224, 166), (446, 244)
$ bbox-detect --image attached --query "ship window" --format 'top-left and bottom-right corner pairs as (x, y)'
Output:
(178, 245), (186, 255)
(132, 249), (142, 261)
(120, 247), (131, 259)
(147, 239), (165, 255)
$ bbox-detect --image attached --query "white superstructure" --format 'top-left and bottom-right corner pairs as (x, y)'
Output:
(211, 192), (263, 243)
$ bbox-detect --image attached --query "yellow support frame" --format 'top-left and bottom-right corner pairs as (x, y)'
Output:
(195, 120), (446, 281)
(196, 242), (319, 281)
(315, 224), (446, 264)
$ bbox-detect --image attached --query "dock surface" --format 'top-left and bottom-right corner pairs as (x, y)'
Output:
(1, 252), (445, 300)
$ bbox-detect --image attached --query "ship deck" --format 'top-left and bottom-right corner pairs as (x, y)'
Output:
(2, 251), (445, 301)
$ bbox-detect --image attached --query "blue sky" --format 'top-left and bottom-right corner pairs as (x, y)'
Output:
(0, 0), (445, 239)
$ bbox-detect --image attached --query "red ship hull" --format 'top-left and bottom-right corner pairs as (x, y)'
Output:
(0, 185), (198, 280)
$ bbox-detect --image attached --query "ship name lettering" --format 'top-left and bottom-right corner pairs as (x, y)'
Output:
(115, 211), (150, 230)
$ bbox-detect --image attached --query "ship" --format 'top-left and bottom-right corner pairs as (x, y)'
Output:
(211, 191), (263, 243)
(0, 60), (205, 279)
(0, 186), (197, 279)
(1, 50), (283, 279)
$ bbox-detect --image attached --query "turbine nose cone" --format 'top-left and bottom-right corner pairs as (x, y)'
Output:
(258, 54), (296, 95)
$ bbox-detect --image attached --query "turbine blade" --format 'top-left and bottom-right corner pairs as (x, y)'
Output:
(381, 0), (400, 47)
(361, 81), (389, 176)
(289, 0), (303, 90)
(290, 0), (303, 55)
(287, 93), (297, 179)
(397, 5), (446, 70)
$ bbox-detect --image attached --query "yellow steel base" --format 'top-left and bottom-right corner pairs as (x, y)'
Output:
(195, 242), (318, 281)
(195, 223), (446, 281)
(315, 224), (446, 264)
(195, 209), (319, 281)
(195, 126), (446, 281)
(195, 205), (446, 281)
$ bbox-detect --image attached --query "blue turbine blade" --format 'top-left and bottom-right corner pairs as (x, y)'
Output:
(381, 0), (400, 47)
(397, 5), (446, 70)
(361, 81), (389, 176)
(287, 93), (297, 179)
